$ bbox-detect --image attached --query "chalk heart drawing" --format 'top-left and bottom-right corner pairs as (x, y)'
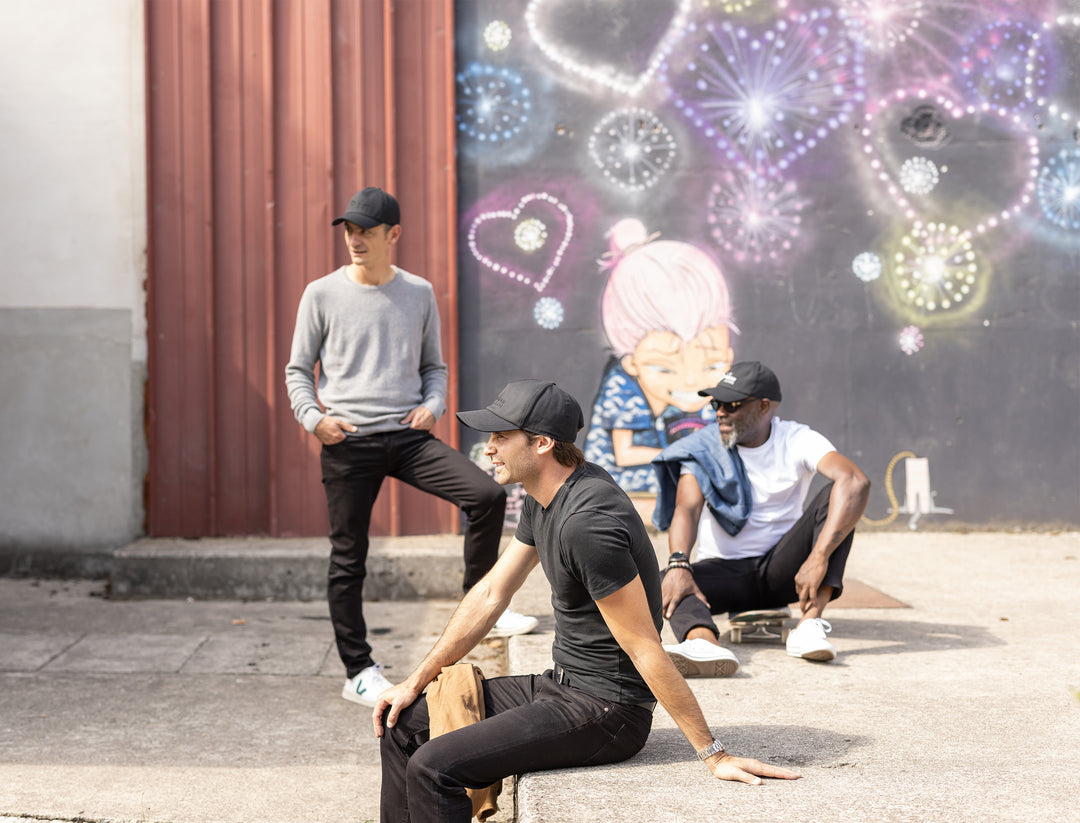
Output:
(525, 0), (690, 96)
(861, 89), (1039, 236)
(467, 193), (574, 294)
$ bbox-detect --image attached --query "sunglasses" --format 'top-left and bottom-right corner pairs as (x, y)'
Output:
(710, 398), (753, 414)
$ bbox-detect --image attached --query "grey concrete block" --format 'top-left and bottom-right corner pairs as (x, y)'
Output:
(0, 308), (141, 550)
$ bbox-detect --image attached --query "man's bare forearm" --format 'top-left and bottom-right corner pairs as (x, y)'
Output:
(811, 472), (870, 560)
(402, 540), (540, 691)
(402, 580), (505, 691)
(668, 475), (705, 556)
(668, 506), (699, 555)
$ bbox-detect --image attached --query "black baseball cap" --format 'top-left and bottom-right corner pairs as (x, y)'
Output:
(457, 380), (584, 443)
(698, 361), (782, 403)
(331, 187), (401, 228)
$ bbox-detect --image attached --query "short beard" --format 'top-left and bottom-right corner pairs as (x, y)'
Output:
(719, 409), (757, 449)
(720, 426), (740, 450)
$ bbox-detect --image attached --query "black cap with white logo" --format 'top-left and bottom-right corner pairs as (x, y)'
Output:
(698, 361), (782, 403)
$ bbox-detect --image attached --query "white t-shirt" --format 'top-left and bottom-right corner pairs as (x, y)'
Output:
(689, 417), (835, 561)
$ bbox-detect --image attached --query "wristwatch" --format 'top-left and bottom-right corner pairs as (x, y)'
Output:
(668, 551), (690, 565)
(696, 738), (726, 761)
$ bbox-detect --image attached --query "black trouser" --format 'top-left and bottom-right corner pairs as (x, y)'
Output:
(667, 482), (853, 641)
(380, 670), (653, 823)
(321, 429), (506, 676)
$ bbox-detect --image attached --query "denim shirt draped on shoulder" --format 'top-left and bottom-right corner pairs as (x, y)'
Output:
(650, 426), (752, 536)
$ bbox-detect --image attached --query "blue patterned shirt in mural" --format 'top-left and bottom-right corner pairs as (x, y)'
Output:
(584, 361), (715, 494)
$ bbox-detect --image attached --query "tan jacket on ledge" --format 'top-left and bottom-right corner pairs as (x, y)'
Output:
(427, 663), (502, 820)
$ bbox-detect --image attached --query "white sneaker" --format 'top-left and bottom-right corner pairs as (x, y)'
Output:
(664, 638), (740, 677)
(342, 663), (394, 706)
(786, 618), (836, 661)
(487, 609), (539, 638)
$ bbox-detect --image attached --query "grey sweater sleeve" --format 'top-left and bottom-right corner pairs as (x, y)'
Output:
(284, 281), (330, 433)
(416, 286), (449, 420)
(284, 267), (448, 435)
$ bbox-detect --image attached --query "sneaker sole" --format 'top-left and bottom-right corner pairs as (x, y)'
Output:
(787, 647), (836, 662)
(667, 651), (739, 678)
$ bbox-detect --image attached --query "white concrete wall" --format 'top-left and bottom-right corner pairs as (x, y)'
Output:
(0, 0), (146, 556)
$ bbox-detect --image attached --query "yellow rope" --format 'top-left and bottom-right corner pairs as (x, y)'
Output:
(860, 450), (917, 526)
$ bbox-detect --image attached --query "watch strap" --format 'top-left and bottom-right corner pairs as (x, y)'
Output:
(696, 738), (726, 761)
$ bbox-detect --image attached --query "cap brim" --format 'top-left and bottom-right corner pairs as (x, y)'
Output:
(456, 408), (519, 432)
(331, 212), (382, 228)
(698, 386), (752, 402)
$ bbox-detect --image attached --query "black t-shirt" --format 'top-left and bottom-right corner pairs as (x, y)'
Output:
(515, 462), (663, 704)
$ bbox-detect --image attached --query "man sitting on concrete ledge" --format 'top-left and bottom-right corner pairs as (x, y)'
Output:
(375, 379), (799, 822)
(653, 361), (870, 675)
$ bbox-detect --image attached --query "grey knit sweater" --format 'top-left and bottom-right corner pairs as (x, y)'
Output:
(285, 266), (448, 436)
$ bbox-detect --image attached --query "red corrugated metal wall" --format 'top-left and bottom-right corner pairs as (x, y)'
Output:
(145, 0), (460, 538)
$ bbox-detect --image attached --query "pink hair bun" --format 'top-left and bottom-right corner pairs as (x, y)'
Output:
(606, 218), (649, 256)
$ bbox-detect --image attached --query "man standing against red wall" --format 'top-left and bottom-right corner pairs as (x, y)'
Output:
(285, 187), (537, 707)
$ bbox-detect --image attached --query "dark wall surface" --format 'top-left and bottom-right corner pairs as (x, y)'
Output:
(453, 0), (1080, 529)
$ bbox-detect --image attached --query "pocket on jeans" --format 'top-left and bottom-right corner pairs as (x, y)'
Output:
(580, 710), (649, 767)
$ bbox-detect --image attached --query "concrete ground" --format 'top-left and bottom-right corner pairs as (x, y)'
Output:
(1, 531), (1078, 822)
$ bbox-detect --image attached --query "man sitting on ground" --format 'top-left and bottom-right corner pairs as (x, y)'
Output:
(653, 361), (870, 676)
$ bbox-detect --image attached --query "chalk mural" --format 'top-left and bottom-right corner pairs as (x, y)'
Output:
(456, 0), (1080, 529)
(583, 218), (735, 494)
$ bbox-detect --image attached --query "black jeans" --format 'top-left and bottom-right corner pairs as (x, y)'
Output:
(667, 482), (853, 641)
(321, 430), (506, 676)
(380, 670), (653, 823)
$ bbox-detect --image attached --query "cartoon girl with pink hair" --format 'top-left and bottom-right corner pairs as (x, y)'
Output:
(584, 218), (738, 494)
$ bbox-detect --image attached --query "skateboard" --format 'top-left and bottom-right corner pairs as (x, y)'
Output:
(728, 607), (792, 644)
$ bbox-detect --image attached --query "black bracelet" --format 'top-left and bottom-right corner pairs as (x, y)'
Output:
(667, 561), (692, 571)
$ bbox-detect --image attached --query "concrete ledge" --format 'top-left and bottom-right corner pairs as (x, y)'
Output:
(2, 535), (473, 601)
(0, 544), (115, 579)
(110, 536), (470, 600)
(110, 538), (329, 600)
(507, 633), (719, 822)
(507, 532), (1080, 822)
